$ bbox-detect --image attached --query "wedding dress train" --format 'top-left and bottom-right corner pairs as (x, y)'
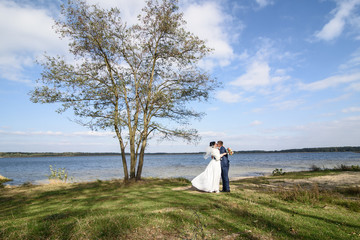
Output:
(191, 148), (221, 193)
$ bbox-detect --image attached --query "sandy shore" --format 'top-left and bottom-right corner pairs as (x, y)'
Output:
(235, 172), (360, 191)
(174, 172), (360, 192)
(271, 172), (360, 189)
(0, 175), (11, 181)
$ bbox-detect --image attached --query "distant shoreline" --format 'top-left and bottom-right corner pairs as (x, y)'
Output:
(1, 146), (359, 158)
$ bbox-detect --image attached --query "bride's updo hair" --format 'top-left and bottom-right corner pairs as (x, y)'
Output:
(209, 141), (216, 147)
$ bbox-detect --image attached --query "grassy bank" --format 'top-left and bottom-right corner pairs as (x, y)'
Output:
(0, 175), (12, 186)
(0, 171), (360, 239)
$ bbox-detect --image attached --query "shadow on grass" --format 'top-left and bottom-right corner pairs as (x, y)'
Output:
(1, 178), (360, 239)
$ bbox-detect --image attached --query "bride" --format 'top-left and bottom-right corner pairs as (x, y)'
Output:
(191, 141), (227, 193)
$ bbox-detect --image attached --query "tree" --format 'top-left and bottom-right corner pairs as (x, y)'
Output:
(30, 0), (217, 181)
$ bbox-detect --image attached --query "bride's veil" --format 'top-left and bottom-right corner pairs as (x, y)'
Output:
(203, 146), (213, 159)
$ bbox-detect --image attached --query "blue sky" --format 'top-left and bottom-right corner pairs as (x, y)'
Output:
(1, 0), (360, 153)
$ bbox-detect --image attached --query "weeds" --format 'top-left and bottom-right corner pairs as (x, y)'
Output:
(334, 164), (360, 171)
(191, 211), (206, 239)
(339, 186), (360, 196)
(310, 164), (360, 172)
(275, 184), (320, 204)
(47, 165), (74, 183)
(272, 183), (360, 212)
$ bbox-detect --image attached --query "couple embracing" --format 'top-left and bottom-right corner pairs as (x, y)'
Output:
(191, 141), (230, 193)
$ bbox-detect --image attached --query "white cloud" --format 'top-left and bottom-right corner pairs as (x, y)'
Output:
(339, 47), (360, 70)
(87, 0), (239, 69)
(0, 2), (60, 54)
(0, 129), (114, 137)
(199, 131), (227, 138)
(323, 93), (352, 103)
(228, 116), (360, 151)
(207, 107), (219, 111)
(297, 115), (360, 146)
(216, 90), (252, 103)
(73, 131), (115, 137)
(271, 99), (304, 111)
(230, 60), (271, 89)
(315, 0), (360, 41)
(85, 0), (145, 25)
(342, 106), (360, 113)
(230, 60), (291, 92)
(300, 72), (360, 91)
(251, 108), (264, 113)
(255, 0), (274, 8)
(347, 81), (360, 91)
(0, 1), (67, 83)
(250, 120), (262, 126)
(183, 1), (236, 68)
(0, 0), (236, 84)
(229, 41), (293, 92)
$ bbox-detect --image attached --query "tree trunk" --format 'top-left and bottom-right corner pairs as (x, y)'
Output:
(120, 145), (129, 181)
(129, 133), (137, 179)
(136, 132), (148, 180)
(136, 139), (147, 180)
(114, 124), (129, 181)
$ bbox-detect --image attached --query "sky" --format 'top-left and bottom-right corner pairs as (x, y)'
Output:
(0, 0), (360, 153)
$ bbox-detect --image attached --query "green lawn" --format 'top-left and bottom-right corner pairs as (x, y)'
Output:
(0, 172), (359, 239)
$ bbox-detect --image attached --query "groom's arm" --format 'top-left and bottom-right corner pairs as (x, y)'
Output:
(219, 146), (226, 160)
(219, 146), (226, 154)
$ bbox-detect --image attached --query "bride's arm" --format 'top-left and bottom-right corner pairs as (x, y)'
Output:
(212, 149), (221, 161)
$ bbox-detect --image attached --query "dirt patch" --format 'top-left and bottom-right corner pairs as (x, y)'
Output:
(268, 172), (360, 190)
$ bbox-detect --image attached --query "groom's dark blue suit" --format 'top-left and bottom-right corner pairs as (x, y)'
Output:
(219, 146), (230, 192)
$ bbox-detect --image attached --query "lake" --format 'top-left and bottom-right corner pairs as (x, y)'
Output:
(1, 152), (360, 185)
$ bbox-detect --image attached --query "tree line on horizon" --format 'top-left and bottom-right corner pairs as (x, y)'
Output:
(1, 146), (359, 158)
(234, 146), (360, 153)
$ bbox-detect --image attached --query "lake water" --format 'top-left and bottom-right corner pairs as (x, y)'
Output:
(1, 152), (360, 185)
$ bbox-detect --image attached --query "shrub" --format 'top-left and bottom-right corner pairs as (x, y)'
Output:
(309, 164), (322, 172)
(272, 168), (285, 176)
(21, 181), (34, 187)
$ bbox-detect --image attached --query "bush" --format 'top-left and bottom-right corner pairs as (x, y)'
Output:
(272, 168), (285, 176)
(309, 164), (322, 172)
(21, 181), (34, 187)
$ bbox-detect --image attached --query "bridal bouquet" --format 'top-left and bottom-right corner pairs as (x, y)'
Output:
(227, 147), (234, 155)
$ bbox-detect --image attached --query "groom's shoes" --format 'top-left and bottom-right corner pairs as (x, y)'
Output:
(220, 190), (230, 193)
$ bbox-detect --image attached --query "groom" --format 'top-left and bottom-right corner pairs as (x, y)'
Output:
(218, 140), (230, 192)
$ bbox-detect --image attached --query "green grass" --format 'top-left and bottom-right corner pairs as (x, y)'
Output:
(1, 173), (360, 239)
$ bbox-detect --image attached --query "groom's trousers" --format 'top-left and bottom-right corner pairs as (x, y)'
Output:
(220, 146), (230, 192)
(221, 160), (230, 192)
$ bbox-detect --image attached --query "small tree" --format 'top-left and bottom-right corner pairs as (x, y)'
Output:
(30, 0), (217, 181)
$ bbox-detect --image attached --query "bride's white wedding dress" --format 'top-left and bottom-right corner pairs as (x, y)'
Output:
(191, 147), (221, 193)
